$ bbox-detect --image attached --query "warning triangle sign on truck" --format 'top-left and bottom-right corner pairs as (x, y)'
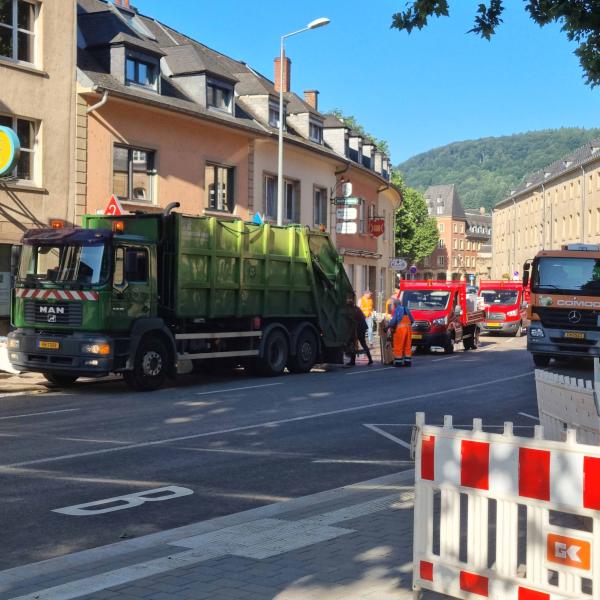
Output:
(104, 194), (124, 216)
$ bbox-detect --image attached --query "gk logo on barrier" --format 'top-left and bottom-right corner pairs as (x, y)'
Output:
(547, 533), (591, 570)
(52, 486), (193, 516)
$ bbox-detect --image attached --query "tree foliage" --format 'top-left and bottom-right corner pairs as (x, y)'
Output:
(391, 1), (600, 86)
(393, 171), (439, 264)
(328, 108), (390, 155)
(397, 127), (600, 211)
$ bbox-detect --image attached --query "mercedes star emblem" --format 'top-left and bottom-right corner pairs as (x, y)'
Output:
(568, 310), (582, 324)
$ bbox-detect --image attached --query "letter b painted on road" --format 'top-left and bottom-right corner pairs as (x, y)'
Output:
(52, 486), (193, 516)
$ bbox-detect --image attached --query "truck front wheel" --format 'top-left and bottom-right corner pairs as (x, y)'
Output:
(532, 354), (551, 368)
(287, 328), (318, 373)
(256, 329), (289, 376)
(124, 337), (168, 391)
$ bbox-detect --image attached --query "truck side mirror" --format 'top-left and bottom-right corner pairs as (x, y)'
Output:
(10, 245), (21, 279)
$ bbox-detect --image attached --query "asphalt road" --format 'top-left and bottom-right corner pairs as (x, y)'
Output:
(0, 335), (547, 569)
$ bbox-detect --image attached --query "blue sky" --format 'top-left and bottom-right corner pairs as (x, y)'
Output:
(138, 1), (598, 164)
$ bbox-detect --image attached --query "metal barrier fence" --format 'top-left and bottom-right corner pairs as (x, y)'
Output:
(535, 369), (600, 445)
(412, 412), (600, 600)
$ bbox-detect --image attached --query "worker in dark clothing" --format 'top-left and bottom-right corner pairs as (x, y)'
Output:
(346, 297), (373, 366)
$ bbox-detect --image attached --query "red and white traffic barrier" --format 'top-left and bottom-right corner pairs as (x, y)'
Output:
(412, 412), (600, 600)
(14, 288), (99, 301)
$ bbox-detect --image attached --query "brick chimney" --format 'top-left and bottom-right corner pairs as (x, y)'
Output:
(114, 0), (130, 7)
(274, 53), (291, 93)
(304, 90), (319, 110)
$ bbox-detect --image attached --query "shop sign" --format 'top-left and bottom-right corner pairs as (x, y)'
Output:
(333, 196), (361, 206)
(0, 126), (20, 177)
(368, 218), (385, 237)
(336, 207), (357, 221)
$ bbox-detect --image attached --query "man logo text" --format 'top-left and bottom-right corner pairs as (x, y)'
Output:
(38, 306), (65, 314)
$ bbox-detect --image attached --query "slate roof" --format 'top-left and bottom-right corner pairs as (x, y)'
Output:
(424, 184), (466, 220)
(323, 114), (345, 129)
(163, 44), (237, 81)
(496, 137), (600, 208)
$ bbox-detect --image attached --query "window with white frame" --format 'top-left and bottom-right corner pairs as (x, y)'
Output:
(268, 101), (281, 128)
(438, 223), (444, 233)
(0, 113), (36, 181)
(113, 145), (156, 202)
(438, 238), (444, 248)
(309, 120), (323, 143)
(313, 186), (328, 227)
(437, 256), (445, 267)
(126, 56), (158, 91)
(205, 163), (235, 212)
(436, 205), (443, 215)
(453, 223), (458, 233)
(0, 0), (36, 64)
(358, 200), (365, 233)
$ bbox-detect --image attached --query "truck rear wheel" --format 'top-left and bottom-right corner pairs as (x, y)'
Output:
(444, 333), (455, 354)
(463, 328), (480, 351)
(513, 321), (523, 337)
(287, 328), (318, 373)
(43, 373), (79, 387)
(124, 337), (168, 391)
(532, 354), (551, 368)
(256, 329), (288, 376)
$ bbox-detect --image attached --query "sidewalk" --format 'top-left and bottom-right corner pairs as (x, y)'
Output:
(0, 470), (446, 600)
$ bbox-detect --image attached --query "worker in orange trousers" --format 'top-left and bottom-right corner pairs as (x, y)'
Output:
(388, 297), (415, 367)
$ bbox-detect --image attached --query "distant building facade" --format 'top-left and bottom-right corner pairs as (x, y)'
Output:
(492, 138), (600, 278)
(419, 185), (491, 281)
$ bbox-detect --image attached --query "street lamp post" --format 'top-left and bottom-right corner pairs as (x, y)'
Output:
(277, 17), (330, 226)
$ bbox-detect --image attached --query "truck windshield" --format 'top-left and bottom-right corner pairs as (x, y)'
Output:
(481, 290), (519, 306)
(532, 257), (600, 294)
(18, 244), (109, 286)
(403, 290), (450, 310)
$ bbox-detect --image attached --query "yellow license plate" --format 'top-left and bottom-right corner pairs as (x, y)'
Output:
(486, 322), (501, 328)
(564, 331), (585, 340)
(39, 340), (60, 350)
(412, 334), (423, 340)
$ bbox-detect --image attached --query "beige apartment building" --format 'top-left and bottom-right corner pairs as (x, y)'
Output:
(493, 140), (600, 279)
(0, 0), (77, 332)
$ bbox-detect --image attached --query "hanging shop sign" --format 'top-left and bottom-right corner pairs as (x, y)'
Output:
(0, 126), (20, 177)
(368, 218), (385, 237)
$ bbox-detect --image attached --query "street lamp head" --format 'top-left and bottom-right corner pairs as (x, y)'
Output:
(307, 17), (330, 30)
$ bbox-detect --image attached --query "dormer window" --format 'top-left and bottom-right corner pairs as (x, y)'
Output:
(268, 101), (281, 127)
(207, 79), (233, 113)
(309, 121), (323, 144)
(126, 57), (157, 90)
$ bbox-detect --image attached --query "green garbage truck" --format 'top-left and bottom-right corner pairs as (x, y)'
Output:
(8, 204), (354, 391)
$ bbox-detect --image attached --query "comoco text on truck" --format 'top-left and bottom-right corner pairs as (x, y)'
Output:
(8, 206), (354, 390)
(523, 243), (600, 367)
(398, 280), (484, 354)
(478, 280), (530, 337)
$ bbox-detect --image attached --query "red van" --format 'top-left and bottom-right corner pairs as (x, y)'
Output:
(478, 280), (529, 336)
(399, 280), (484, 353)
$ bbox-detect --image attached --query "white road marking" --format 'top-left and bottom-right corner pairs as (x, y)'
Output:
(195, 383), (283, 396)
(518, 412), (540, 421)
(364, 422), (533, 428)
(345, 367), (394, 376)
(0, 371), (533, 469)
(0, 408), (79, 421)
(363, 424), (411, 449)
(53, 486), (193, 516)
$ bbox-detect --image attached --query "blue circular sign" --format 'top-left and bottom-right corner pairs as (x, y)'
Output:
(409, 265), (418, 274)
(0, 126), (20, 177)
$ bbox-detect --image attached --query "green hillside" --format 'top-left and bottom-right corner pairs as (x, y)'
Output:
(397, 128), (600, 211)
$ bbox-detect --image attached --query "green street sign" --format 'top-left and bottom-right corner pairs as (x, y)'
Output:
(333, 196), (361, 206)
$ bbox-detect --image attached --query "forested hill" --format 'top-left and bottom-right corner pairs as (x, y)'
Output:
(397, 128), (600, 211)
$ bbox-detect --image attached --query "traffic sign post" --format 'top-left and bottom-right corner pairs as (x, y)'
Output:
(104, 194), (124, 216)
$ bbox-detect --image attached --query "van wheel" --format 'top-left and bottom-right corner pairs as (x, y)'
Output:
(124, 337), (168, 391)
(444, 333), (455, 354)
(532, 354), (551, 368)
(43, 373), (78, 387)
(256, 329), (289, 376)
(514, 322), (523, 337)
(288, 328), (318, 373)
